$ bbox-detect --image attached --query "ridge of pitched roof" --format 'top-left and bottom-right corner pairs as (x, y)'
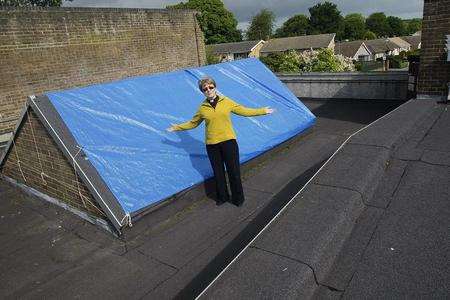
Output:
(209, 40), (264, 54)
(260, 33), (335, 53)
(364, 38), (402, 53)
(388, 37), (411, 49)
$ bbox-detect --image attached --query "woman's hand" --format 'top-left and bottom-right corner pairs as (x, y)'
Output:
(264, 107), (275, 114)
(166, 124), (177, 132)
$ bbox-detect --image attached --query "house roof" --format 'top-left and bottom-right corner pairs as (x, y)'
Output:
(260, 33), (335, 53)
(399, 35), (422, 50)
(335, 40), (370, 57)
(364, 38), (402, 54)
(388, 37), (411, 49)
(209, 40), (264, 54)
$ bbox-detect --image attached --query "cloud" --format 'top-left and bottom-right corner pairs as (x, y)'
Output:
(64, 0), (424, 31)
(225, 0), (423, 22)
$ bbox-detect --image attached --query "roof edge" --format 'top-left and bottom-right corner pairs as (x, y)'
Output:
(361, 42), (373, 55)
(250, 40), (265, 52)
(0, 102), (30, 171)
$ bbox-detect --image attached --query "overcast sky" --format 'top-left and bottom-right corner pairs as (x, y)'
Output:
(63, 0), (424, 31)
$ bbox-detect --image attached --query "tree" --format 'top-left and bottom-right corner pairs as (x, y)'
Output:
(309, 1), (343, 35)
(205, 46), (220, 65)
(246, 9), (275, 41)
(366, 12), (390, 37)
(1, 0), (71, 6)
(338, 13), (366, 41)
(167, 0), (242, 44)
(259, 53), (285, 72)
(404, 18), (422, 35)
(387, 16), (405, 37)
(363, 30), (377, 40)
(274, 14), (310, 38)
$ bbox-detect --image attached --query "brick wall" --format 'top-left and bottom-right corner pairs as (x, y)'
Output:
(0, 108), (106, 219)
(0, 7), (206, 136)
(417, 0), (450, 97)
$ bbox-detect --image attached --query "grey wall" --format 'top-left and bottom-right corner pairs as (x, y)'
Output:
(278, 72), (408, 100)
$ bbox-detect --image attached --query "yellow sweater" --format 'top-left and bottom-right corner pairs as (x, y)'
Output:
(173, 95), (268, 145)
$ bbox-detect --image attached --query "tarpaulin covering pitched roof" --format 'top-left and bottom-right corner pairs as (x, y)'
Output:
(43, 58), (315, 228)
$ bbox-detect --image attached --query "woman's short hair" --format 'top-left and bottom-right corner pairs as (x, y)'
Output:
(198, 77), (216, 91)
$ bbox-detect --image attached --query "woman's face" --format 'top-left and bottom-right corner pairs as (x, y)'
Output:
(202, 83), (217, 99)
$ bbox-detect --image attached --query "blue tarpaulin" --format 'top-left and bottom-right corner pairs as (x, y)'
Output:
(46, 58), (315, 214)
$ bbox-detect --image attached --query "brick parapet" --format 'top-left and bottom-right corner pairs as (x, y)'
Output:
(417, 0), (450, 97)
(0, 7), (206, 135)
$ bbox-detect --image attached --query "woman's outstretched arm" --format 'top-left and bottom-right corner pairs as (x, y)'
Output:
(167, 111), (203, 132)
(230, 100), (274, 116)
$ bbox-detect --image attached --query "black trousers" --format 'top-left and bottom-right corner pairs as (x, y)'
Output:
(206, 139), (244, 205)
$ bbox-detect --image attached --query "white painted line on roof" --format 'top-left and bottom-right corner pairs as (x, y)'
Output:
(29, 96), (123, 228)
(196, 99), (413, 299)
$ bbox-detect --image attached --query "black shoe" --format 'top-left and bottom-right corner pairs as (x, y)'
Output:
(233, 200), (244, 207)
(216, 200), (226, 206)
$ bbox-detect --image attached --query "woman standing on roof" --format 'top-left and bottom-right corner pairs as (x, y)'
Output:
(167, 77), (274, 207)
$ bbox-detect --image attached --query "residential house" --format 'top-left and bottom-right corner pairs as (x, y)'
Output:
(399, 35), (422, 50)
(388, 37), (411, 52)
(364, 38), (403, 60)
(335, 40), (372, 61)
(260, 33), (335, 56)
(208, 40), (265, 62)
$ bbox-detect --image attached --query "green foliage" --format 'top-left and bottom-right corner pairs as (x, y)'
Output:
(260, 49), (355, 73)
(398, 50), (408, 59)
(309, 1), (343, 35)
(354, 61), (362, 71)
(246, 9), (275, 41)
(205, 46), (220, 65)
(363, 30), (377, 40)
(403, 18), (422, 35)
(366, 12), (390, 37)
(311, 48), (342, 71)
(358, 61), (384, 72)
(167, 0), (242, 44)
(268, 2), (421, 42)
(278, 51), (301, 72)
(0, 0), (71, 6)
(259, 53), (285, 72)
(338, 13), (366, 41)
(387, 16), (405, 37)
(274, 14), (310, 38)
(387, 55), (408, 69)
(406, 48), (420, 59)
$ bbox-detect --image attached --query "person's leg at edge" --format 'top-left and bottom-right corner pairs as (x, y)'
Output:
(222, 139), (245, 206)
(206, 143), (230, 204)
